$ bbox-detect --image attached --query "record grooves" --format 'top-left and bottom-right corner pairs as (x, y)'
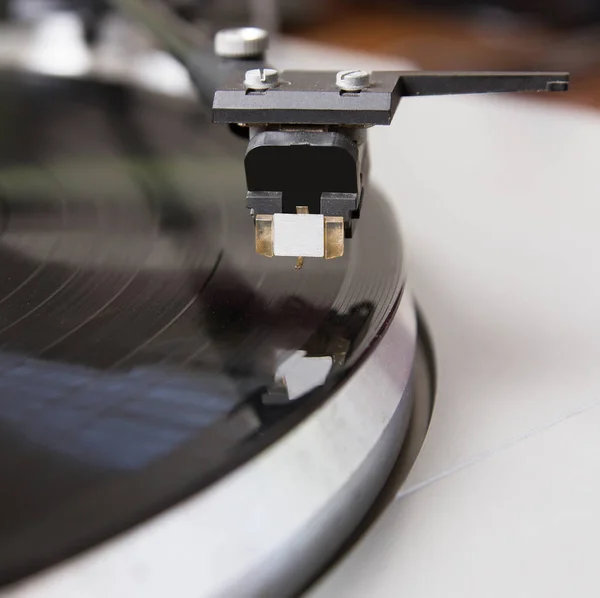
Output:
(0, 72), (405, 586)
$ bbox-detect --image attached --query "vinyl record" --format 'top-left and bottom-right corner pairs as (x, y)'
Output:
(0, 70), (409, 587)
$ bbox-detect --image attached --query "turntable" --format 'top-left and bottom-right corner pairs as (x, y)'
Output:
(1, 4), (595, 598)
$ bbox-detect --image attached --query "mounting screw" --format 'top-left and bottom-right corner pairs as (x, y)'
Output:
(244, 68), (280, 90)
(214, 27), (269, 59)
(336, 70), (371, 92)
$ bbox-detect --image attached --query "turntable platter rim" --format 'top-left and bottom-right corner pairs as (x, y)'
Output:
(4, 289), (418, 598)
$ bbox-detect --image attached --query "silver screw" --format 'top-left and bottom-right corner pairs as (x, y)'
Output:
(214, 27), (269, 59)
(244, 68), (280, 90)
(336, 70), (371, 92)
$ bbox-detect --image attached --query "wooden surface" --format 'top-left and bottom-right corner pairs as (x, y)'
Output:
(294, 3), (600, 109)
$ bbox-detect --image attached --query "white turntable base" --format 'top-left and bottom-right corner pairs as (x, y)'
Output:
(300, 44), (600, 597)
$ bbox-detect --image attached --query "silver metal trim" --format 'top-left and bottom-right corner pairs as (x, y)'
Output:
(215, 27), (269, 59)
(5, 292), (417, 598)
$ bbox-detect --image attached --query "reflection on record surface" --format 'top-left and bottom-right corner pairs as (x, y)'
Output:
(0, 72), (403, 585)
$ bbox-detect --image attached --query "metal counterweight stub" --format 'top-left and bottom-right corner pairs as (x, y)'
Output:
(214, 27), (269, 59)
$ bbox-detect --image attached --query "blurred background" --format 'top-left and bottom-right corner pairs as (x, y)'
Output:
(1, 0), (598, 105)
